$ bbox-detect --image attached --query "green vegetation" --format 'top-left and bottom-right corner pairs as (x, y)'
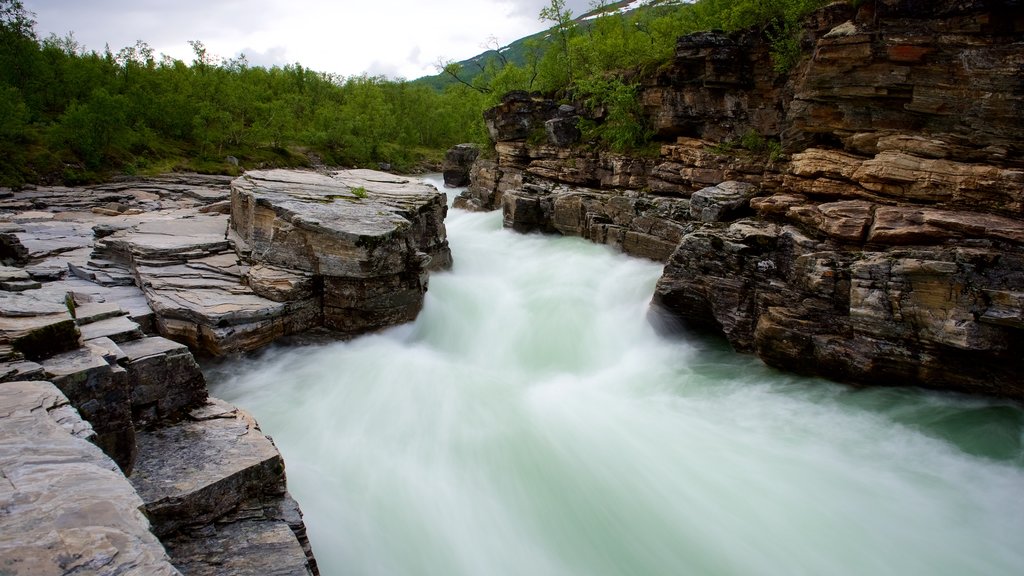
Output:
(351, 186), (368, 199)
(431, 0), (834, 152)
(0, 0), (488, 186)
(710, 129), (784, 163)
(0, 0), (837, 186)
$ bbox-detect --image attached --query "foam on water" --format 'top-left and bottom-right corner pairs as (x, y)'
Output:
(209, 176), (1024, 576)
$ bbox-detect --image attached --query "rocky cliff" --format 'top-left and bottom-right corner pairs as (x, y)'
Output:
(461, 0), (1024, 399)
(0, 169), (453, 573)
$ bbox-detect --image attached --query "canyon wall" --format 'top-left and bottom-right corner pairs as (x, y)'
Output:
(461, 0), (1024, 398)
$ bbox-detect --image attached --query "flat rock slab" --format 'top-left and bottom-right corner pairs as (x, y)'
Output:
(231, 169), (450, 278)
(0, 359), (44, 383)
(79, 314), (144, 343)
(0, 266), (30, 282)
(0, 293), (79, 362)
(119, 336), (207, 425)
(74, 301), (128, 325)
(130, 400), (285, 537)
(41, 348), (135, 473)
(165, 519), (313, 576)
(1, 221), (95, 263)
(121, 216), (230, 261)
(0, 380), (180, 576)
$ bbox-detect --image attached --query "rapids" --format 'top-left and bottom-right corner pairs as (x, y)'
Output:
(208, 176), (1024, 576)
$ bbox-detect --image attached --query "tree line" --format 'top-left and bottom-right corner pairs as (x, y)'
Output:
(0, 0), (488, 186)
(444, 0), (834, 152)
(1, 0), (835, 186)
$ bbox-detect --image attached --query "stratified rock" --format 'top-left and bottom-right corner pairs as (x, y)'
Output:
(0, 380), (180, 576)
(78, 314), (145, 343)
(0, 174), (322, 573)
(442, 143), (480, 188)
(119, 336), (208, 427)
(246, 264), (316, 302)
(130, 399), (286, 538)
(544, 105), (581, 148)
(689, 181), (758, 222)
(41, 348), (136, 473)
(163, 494), (316, 576)
(483, 91), (559, 142)
(475, 0), (1024, 398)
(502, 182), (691, 262)
(230, 169), (451, 336)
(0, 292), (80, 361)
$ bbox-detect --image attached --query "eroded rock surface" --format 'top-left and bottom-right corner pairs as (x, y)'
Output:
(472, 0), (1024, 398)
(0, 380), (180, 576)
(0, 174), (322, 573)
(231, 169), (451, 337)
(442, 143), (480, 188)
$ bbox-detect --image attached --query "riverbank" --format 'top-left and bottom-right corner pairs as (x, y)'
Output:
(0, 170), (449, 574)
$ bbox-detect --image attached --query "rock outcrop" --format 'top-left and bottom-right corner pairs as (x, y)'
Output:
(442, 143), (480, 187)
(1, 167), (453, 571)
(469, 0), (1024, 398)
(0, 380), (180, 575)
(0, 174), (344, 574)
(230, 169), (451, 338)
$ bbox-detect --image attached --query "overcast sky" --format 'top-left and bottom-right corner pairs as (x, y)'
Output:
(25, 0), (598, 79)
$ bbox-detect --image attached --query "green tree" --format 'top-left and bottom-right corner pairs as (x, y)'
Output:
(538, 0), (577, 88)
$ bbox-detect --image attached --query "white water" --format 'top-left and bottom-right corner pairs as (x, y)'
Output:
(209, 176), (1024, 576)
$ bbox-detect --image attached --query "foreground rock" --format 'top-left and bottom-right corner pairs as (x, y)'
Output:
(231, 169), (451, 338)
(131, 399), (316, 576)
(442, 143), (480, 187)
(0, 174), (321, 573)
(0, 380), (180, 575)
(473, 0), (1024, 398)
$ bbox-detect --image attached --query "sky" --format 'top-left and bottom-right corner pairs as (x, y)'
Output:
(25, 0), (599, 80)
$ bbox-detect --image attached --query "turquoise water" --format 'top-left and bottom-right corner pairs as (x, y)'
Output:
(209, 178), (1024, 576)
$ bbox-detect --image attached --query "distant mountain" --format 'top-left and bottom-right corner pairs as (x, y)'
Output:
(412, 0), (681, 91)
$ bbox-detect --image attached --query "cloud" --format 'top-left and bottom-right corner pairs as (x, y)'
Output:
(240, 46), (291, 69)
(23, 0), (585, 79)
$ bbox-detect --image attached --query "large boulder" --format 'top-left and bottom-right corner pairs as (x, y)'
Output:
(442, 143), (480, 188)
(0, 380), (180, 575)
(230, 169), (452, 335)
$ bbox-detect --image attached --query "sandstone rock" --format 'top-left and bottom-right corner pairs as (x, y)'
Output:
(649, 139), (772, 196)
(130, 400), (286, 537)
(456, 158), (502, 211)
(503, 183), (691, 262)
(41, 348), (136, 473)
(851, 151), (1024, 213)
(164, 519), (312, 576)
(1, 176), (323, 573)
(230, 169), (451, 336)
(442, 143), (480, 188)
(0, 265), (30, 282)
(689, 181), (757, 222)
(544, 106), (581, 148)
(119, 336), (207, 427)
(0, 380), (180, 576)
(483, 91), (559, 142)
(0, 359), (44, 383)
(246, 264), (316, 302)
(643, 30), (784, 142)
(815, 201), (874, 243)
(473, 0), (1024, 399)
(163, 491), (317, 575)
(73, 301), (128, 325)
(78, 314), (145, 343)
(0, 292), (80, 361)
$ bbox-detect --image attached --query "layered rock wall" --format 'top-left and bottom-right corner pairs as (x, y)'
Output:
(469, 0), (1024, 398)
(230, 169), (452, 337)
(0, 174), (348, 574)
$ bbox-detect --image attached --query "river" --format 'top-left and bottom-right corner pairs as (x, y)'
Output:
(208, 175), (1024, 576)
